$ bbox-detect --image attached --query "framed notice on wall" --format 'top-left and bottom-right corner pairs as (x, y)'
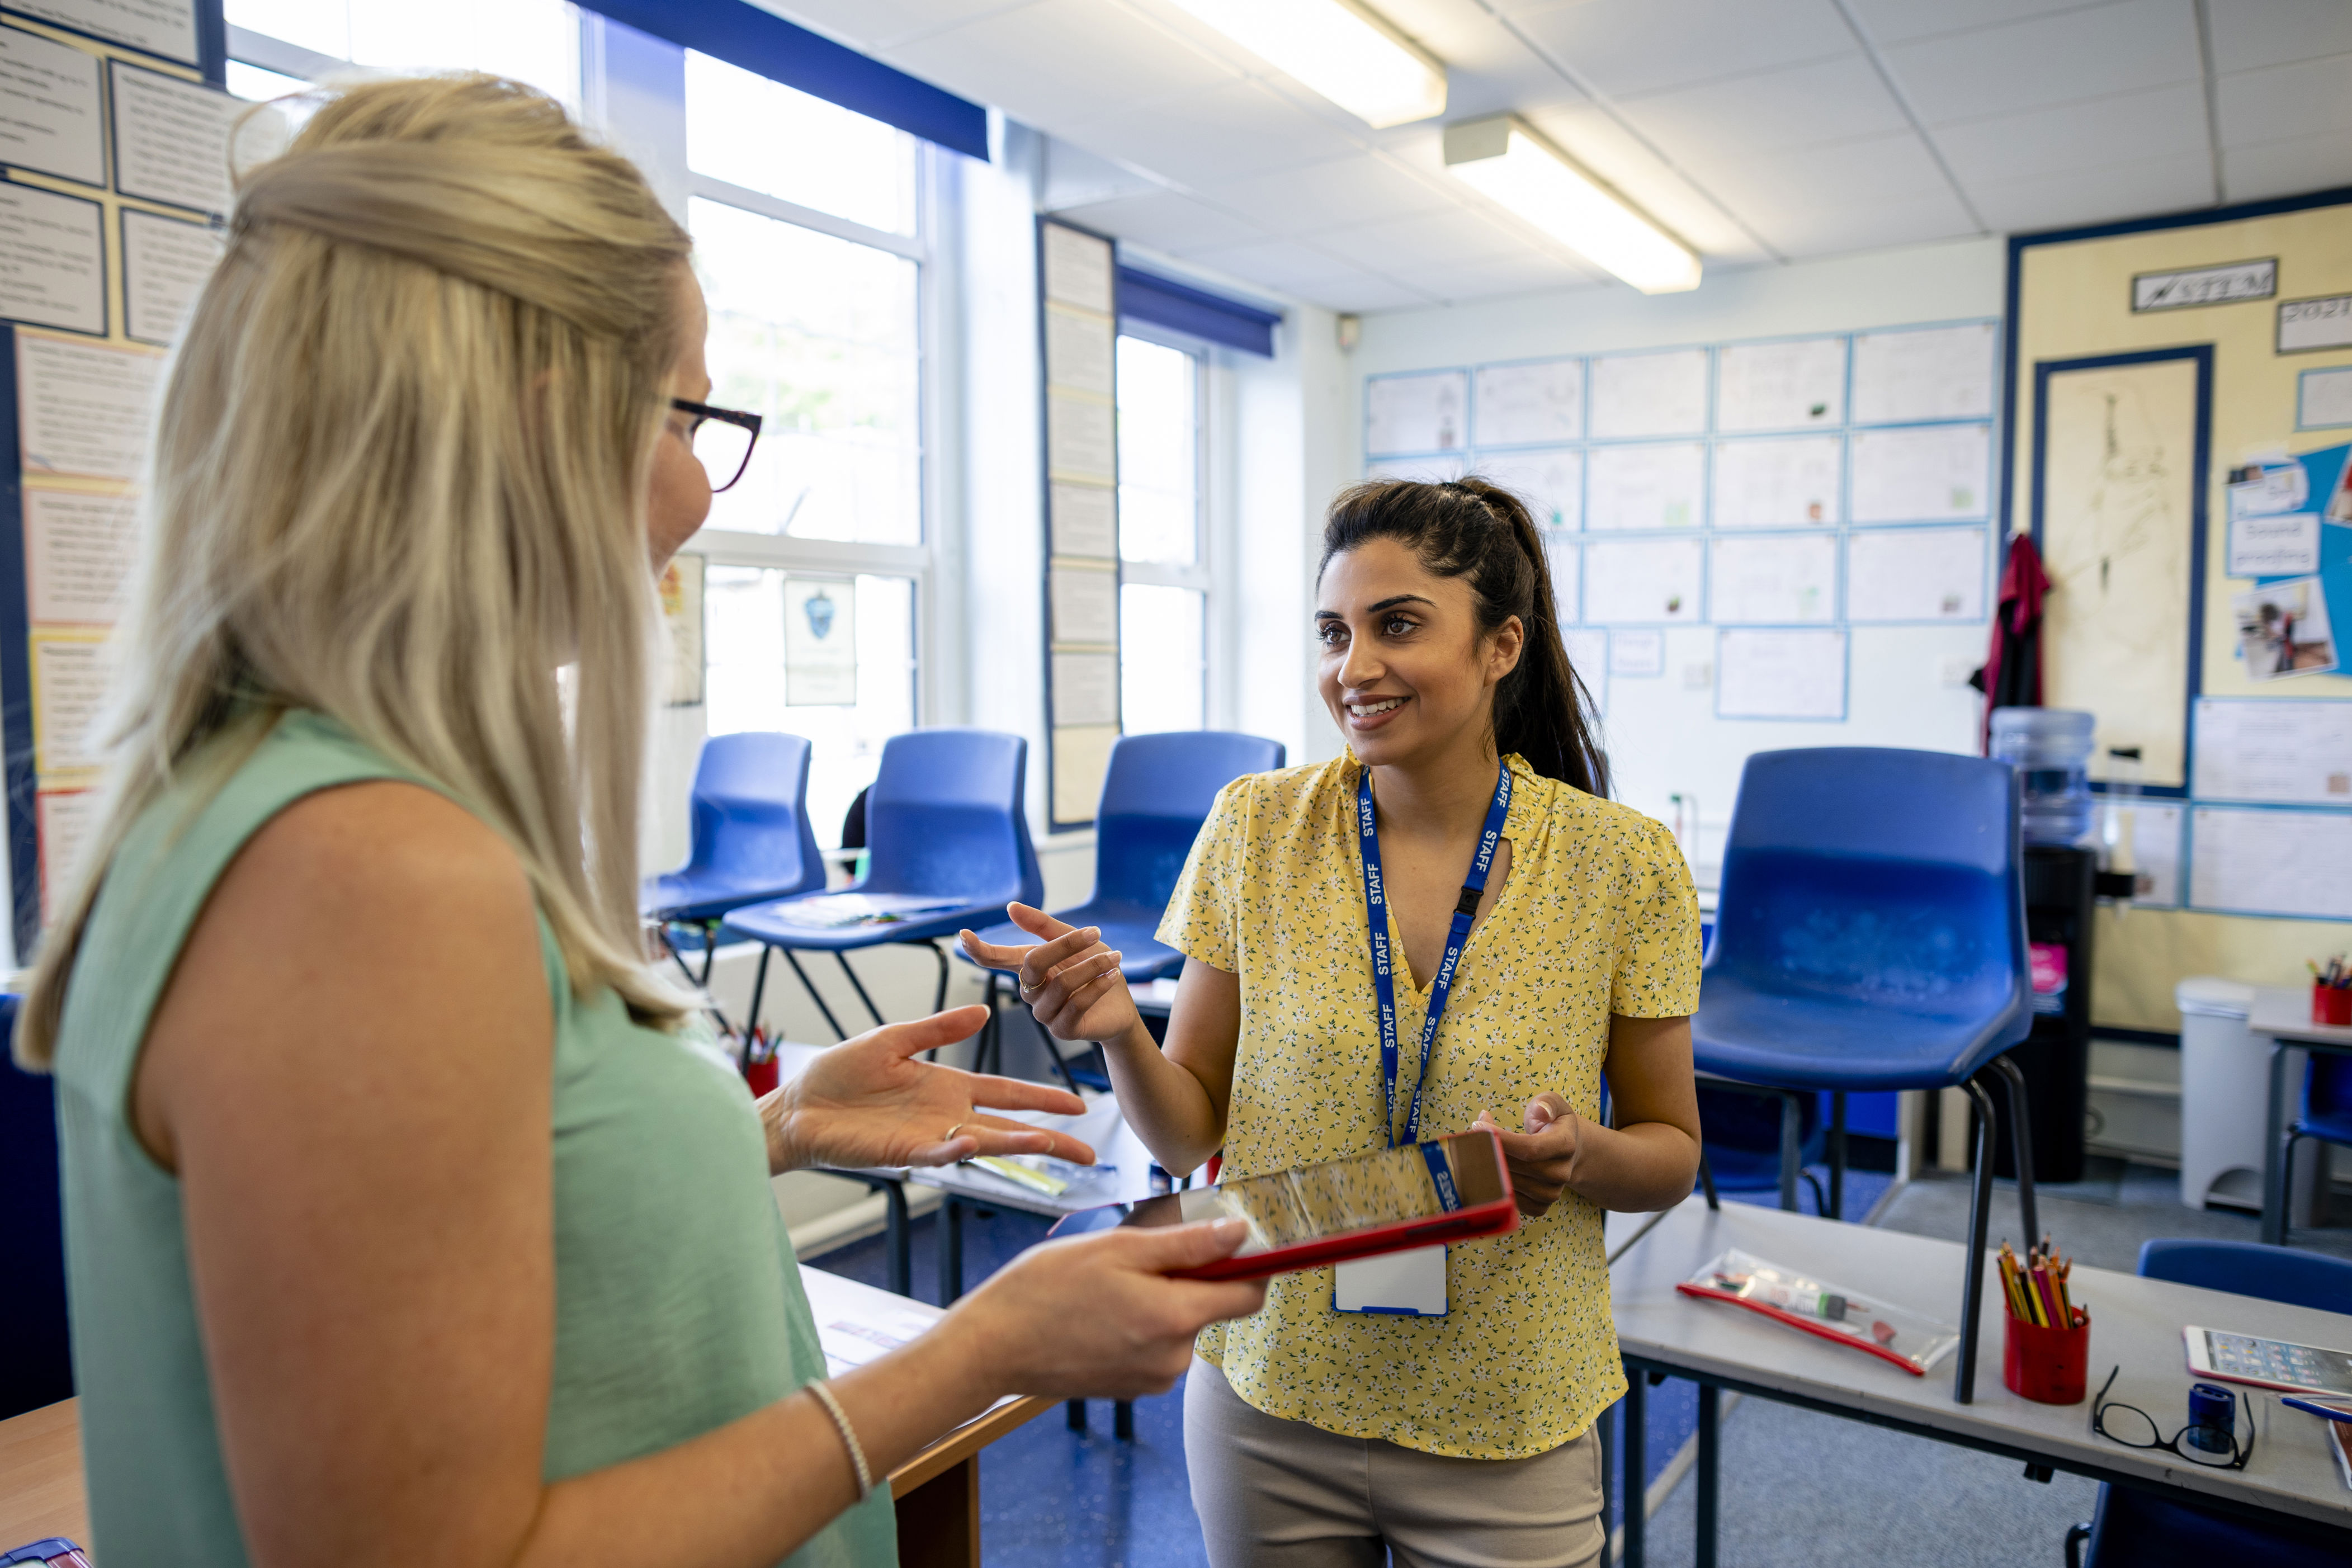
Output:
(1038, 218), (1119, 829)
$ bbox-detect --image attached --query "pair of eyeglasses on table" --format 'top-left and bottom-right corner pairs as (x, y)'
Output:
(670, 398), (763, 494)
(2090, 1366), (2256, 1470)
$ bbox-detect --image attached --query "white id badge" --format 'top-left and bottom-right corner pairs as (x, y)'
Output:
(1333, 1245), (1447, 1316)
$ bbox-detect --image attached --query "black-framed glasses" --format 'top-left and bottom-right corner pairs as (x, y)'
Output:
(2090, 1366), (2255, 1470)
(670, 398), (762, 494)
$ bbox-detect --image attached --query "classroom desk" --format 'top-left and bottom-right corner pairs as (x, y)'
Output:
(1610, 1196), (2352, 1568)
(0, 1267), (1050, 1568)
(2252, 985), (2352, 1246)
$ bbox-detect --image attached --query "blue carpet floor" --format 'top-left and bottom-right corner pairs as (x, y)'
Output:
(806, 1160), (1897, 1566)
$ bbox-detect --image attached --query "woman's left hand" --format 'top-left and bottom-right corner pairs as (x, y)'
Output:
(1472, 1093), (1579, 1218)
(759, 1005), (1098, 1175)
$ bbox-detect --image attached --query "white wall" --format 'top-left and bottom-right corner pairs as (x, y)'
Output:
(1336, 238), (2009, 870)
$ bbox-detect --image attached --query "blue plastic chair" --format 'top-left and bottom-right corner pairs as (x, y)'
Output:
(1695, 1081), (1829, 1214)
(2062, 1241), (2352, 1567)
(1692, 747), (2034, 1403)
(0, 995), (73, 1421)
(722, 729), (1044, 1042)
(641, 733), (828, 1003)
(2277, 1056), (2352, 1248)
(959, 731), (1284, 1086)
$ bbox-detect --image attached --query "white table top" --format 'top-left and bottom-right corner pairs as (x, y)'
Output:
(2250, 985), (2352, 1049)
(1610, 1196), (2352, 1528)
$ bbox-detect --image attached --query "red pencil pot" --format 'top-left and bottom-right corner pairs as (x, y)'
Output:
(2002, 1309), (2089, 1404)
(2315, 984), (2352, 1027)
(744, 1052), (780, 1098)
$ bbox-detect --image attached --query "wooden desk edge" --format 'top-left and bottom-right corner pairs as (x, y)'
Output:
(889, 1395), (1053, 1499)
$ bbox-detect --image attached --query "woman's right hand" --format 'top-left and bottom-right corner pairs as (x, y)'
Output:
(957, 904), (1145, 1046)
(944, 1220), (1266, 1401)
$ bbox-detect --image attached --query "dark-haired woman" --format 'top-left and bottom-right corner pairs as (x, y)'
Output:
(963, 476), (1703, 1566)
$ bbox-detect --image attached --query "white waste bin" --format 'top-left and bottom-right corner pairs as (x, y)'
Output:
(2177, 977), (2325, 1221)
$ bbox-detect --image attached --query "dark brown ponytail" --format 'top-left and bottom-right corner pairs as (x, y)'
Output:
(1319, 476), (1610, 797)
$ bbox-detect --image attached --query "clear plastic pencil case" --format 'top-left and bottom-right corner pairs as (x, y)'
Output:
(1678, 1249), (1961, 1377)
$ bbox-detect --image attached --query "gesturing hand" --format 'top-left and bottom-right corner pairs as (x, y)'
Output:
(760, 1005), (1098, 1175)
(957, 904), (1144, 1047)
(1472, 1092), (1580, 1218)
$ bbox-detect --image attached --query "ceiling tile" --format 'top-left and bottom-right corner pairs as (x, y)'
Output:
(1746, 188), (1981, 256)
(1885, 0), (2200, 124)
(1508, 0), (1857, 99)
(1315, 277), (1445, 314)
(1843, 0), (2103, 47)
(1964, 152), (2214, 231)
(1198, 154), (1456, 238)
(2214, 54), (2352, 149)
(1617, 55), (1910, 160)
(1046, 189), (1269, 254)
(1055, 78), (1369, 191)
(2220, 130), (2352, 205)
(1675, 130), (1956, 214)
(1515, 102), (1780, 263)
(880, 0), (1236, 136)
(2204, 0), (2352, 74)
(1381, 252), (1609, 305)
(1931, 81), (2208, 183)
(1175, 236), (1435, 310)
(1310, 208), (1533, 273)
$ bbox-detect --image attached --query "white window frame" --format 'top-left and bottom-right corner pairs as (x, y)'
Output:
(1115, 320), (1212, 729)
(225, 10), (949, 735)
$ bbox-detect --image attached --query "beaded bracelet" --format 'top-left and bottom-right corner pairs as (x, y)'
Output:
(806, 1380), (877, 1499)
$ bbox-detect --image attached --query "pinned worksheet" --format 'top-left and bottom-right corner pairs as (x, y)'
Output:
(1711, 435), (1841, 528)
(121, 207), (221, 347)
(1367, 369), (1466, 454)
(1049, 565), (1118, 645)
(1850, 424), (1990, 522)
(1044, 304), (1113, 397)
(1562, 626), (1607, 714)
(1708, 534), (1836, 624)
(2190, 806), (2352, 920)
(1050, 650), (1118, 728)
(1585, 441), (1702, 530)
(2193, 698), (2352, 806)
(1046, 390), (1115, 483)
(1845, 526), (1988, 622)
(1715, 336), (1845, 432)
(1546, 532), (1579, 620)
(1589, 347), (1707, 438)
(30, 629), (107, 773)
(0, 25), (103, 185)
(1049, 481), (1116, 560)
(17, 332), (161, 481)
(35, 786), (93, 920)
(10, 0), (197, 65)
(1583, 536), (1702, 624)
(1476, 446), (1581, 530)
(110, 60), (244, 214)
(1717, 627), (1846, 721)
(1473, 357), (1581, 447)
(24, 487), (137, 624)
(2226, 512), (2320, 578)
(0, 181), (103, 335)
(1850, 323), (1996, 424)
(1609, 628), (1665, 677)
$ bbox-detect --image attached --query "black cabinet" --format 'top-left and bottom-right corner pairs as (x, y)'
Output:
(1991, 845), (2094, 1187)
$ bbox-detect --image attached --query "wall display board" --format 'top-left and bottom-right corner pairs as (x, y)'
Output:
(0, 0), (223, 955)
(1038, 218), (1119, 829)
(1363, 318), (1997, 739)
(2005, 188), (2352, 1025)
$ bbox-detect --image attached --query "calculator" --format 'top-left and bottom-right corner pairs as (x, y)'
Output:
(2183, 1326), (2352, 1398)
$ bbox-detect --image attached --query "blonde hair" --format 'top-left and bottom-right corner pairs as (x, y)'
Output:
(15, 75), (696, 1067)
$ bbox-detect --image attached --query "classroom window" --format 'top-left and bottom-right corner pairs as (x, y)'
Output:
(1116, 331), (1210, 731)
(703, 569), (917, 848)
(1120, 584), (1205, 735)
(684, 51), (918, 238)
(690, 197), (922, 546)
(226, 0), (581, 106)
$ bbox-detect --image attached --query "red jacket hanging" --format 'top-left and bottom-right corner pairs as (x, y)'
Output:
(1972, 532), (2051, 752)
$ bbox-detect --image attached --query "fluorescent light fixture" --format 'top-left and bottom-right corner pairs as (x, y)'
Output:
(1165, 0), (1445, 129)
(1443, 115), (1701, 295)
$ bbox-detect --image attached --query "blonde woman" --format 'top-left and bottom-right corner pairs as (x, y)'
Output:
(18, 77), (1262, 1568)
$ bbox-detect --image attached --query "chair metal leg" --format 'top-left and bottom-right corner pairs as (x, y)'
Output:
(937, 1195), (964, 1304)
(1598, 1387), (1616, 1549)
(779, 948), (847, 1041)
(1697, 1149), (1720, 1210)
(1114, 1400), (1134, 1439)
(1622, 1369), (1646, 1568)
(1695, 1382), (1720, 1568)
(1777, 1091), (1801, 1212)
(2279, 1131), (2299, 1250)
(695, 920), (721, 990)
(744, 946), (774, 1047)
(1955, 1074), (1999, 1404)
(1989, 1054), (2039, 1250)
(1829, 1091), (1848, 1220)
(977, 972), (1000, 1073)
(883, 1182), (910, 1297)
(2263, 1038), (2291, 1246)
(2064, 1522), (2091, 1568)
(1067, 1399), (1087, 1431)
(835, 951), (888, 1031)
(903, 939), (950, 1014)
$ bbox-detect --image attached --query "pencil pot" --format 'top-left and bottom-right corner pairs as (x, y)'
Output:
(2002, 1309), (2089, 1404)
(2315, 984), (2352, 1027)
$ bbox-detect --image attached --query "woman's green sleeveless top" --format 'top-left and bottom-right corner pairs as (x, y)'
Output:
(50, 711), (894, 1566)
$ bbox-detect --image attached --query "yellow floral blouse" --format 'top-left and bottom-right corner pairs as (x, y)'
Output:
(1159, 751), (1701, 1460)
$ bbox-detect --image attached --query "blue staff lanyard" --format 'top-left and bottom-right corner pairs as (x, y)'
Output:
(1357, 759), (1512, 1149)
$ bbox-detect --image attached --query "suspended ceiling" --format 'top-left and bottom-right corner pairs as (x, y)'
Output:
(761, 0), (2352, 313)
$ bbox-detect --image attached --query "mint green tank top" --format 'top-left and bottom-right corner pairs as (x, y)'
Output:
(50, 711), (894, 1566)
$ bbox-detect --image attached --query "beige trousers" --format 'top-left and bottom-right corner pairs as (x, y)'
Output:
(1183, 1357), (1607, 1568)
